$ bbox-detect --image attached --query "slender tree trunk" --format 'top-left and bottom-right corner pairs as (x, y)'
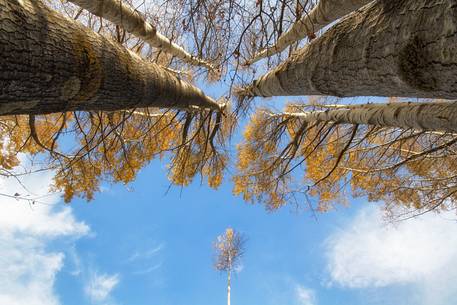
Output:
(243, 0), (457, 100)
(68, 0), (214, 70)
(0, 0), (221, 116)
(227, 268), (231, 305)
(246, 0), (372, 65)
(277, 101), (457, 133)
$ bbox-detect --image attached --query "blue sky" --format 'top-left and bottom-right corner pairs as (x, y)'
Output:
(2, 153), (457, 305)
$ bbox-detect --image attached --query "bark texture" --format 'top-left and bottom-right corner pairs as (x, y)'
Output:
(244, 0), (457, 100)
(0, 0), (221, 116)
(246, 0), (372, 65)
(282, 101), (457, 133)
(68, 0), (214, 70)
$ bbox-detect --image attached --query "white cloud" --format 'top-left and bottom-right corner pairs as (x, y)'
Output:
(0, 234), (64, 305)
(68, 245), (83, 276)
(127, 244), (163, 263)
(0, 160), (89, 305)
(0, 164), (88, 237)
(234, 262), (244, 274)
(295, 285), (316, 305)
(132, 263), (162, 275)
(325, 206), (457, 304)
(85, 272), (120, 303)
(126, 243), (164, 276)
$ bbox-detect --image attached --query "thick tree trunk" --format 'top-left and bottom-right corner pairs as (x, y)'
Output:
(246, 0), (372, 65)
(280, 101), (457, 133)
(68, 0), (214, 70)
(0, 0), (221, 116)
(243, 0), (457, 100)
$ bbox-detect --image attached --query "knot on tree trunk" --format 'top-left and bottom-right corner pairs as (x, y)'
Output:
(398, 36), (438, 92)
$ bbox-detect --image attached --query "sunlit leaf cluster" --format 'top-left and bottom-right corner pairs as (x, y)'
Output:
(0, 108), (230, 202)
(234, 102), (457, 218)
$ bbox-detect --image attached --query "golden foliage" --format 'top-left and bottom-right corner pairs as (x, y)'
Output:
(213, 227), (245, 272)
(0, 108), (230, 202)
(234, 105), (457, 217)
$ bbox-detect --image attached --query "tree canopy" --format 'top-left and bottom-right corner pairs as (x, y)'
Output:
(1, 0), (457, 218)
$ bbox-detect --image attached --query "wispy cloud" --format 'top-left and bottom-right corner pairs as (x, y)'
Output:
(127, 244), (163, 263)
(84, 272), (120, 303)
(295, 285), (316, 305)
(126, 243), (163, 276)
(132, 263), (162, 275)
(234, 262), (244, 274)
(325, 206), (457, 305)
(68, 245), (83, 276)
(0, 160), (89, 305)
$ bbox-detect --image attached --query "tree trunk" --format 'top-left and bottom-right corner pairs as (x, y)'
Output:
(243, 0), (457, 100)
(246, 0), (372, 65)
(227, 268), (231, 305)
(279, 101), (457, 133)
(0, 0), (221, 116)
(68, 0), (214, 70)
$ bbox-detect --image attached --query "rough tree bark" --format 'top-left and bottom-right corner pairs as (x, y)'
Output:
(277, 101), (457, 134)
(242, 0), (457, 100)
(0, 0), (222, 116)
(68, 0), (215, 70)
(246, 0), (372, 65)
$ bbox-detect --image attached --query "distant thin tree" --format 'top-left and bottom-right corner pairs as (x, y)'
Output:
(213, 228), (245, 305)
